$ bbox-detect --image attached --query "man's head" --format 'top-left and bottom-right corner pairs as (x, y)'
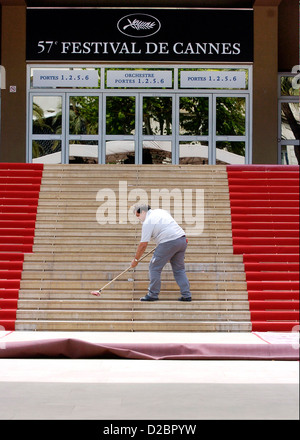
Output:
(133, 204), (151, 222)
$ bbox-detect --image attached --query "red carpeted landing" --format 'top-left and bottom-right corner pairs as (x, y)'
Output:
(227, 165), (300, 332)
(0, 163), (43, 331)
(0, 334), (298, 360)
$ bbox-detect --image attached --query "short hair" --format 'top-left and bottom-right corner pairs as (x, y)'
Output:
(133, 203), (151, 214)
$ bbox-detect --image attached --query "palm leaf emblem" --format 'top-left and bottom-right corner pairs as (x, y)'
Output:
(123, 19), (156, 31)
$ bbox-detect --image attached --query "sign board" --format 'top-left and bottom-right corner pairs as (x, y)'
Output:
(180, 71), (246, 88)
(33, 69), (99, 87)
(26, 8), (253, 62)
(106, 70), (172, 88)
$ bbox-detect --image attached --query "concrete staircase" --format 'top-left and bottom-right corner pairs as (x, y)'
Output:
(16, 165), (251, 331)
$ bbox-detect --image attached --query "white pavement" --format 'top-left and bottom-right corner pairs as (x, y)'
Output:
(0, 331), (299, 420)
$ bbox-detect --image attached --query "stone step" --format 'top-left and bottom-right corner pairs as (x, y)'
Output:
(36, 206), (230, 214)
(34, 222), (232, 229)
(39, 179), (228, 188)
(32, 237), (233, 246)
(23, 253), (243, 263)
(15, 320), (251, 332)
(18, 290), (248, 301)
(40, 171), (228, 177)
(33, 230), (233, 238)
(19, 280), (247, 291)
(41, 175), (229, 180)
(38, 190), (229, 199)
(16, 309), (251, 321)
(22, 262), (244, 272)
(31, 247), (235, 255)
(17, 299), (250, 311)
(31, 245), (235, 253)
(20, 270), (246, 281)
(37, 209), (230, 216)
(41, 164), (227, 172)
(37, 200), (230, 207)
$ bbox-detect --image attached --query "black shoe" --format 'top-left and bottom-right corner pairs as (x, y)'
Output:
(178, 296), (192, 302)
(140, 294), (159, 301)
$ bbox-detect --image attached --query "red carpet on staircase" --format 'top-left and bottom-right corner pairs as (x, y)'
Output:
(0, 163), (43, 331)
(227, 165), (300, 332)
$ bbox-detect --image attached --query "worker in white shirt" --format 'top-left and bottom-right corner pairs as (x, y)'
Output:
(131, 204), (191, 302)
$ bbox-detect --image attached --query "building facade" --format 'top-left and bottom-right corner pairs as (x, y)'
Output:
(0, 0), (299, 165)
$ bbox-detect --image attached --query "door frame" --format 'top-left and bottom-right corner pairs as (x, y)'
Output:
(277, 72), (300, 165)
(66, 92), (102, 164)
(27, 91), (66, 164)
(103, 92), (139, 164)
(175, 93), (213, 164)
(213, 93), (251, 165)
(139, 92), (176, 164)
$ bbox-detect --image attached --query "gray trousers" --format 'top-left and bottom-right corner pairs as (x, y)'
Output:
(148, 236), (191, 299)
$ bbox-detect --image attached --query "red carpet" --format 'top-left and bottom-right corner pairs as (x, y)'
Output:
(227, 165), (300, 332)
(0, 163), (43, 330)
(0, 337), (298, 360)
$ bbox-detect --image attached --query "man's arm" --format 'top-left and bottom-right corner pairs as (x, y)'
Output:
(131, 241), (148, 267)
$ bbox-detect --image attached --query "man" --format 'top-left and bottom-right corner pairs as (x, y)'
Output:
(131, 204), (191, 302)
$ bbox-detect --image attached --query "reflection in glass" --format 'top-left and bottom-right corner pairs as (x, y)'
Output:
(179, 142), (208, 165)
(281, 145), (300, 165)
(106, 141), (135, 164)
(106, 97), (135, 135)
(32, 96), (62, 135)
(142, 141), (171, 164)
(216, 142), (245, 164)
(32, 140), (62, 164)
(281, 102), (300, 140)
(280, 76), (300, 97)
(143, 97), (172, 135)
(69, 96), (99, 135)
(179, 97), (209, 136)
(69, 141), (98, 164)
(216, 97), (246, 136)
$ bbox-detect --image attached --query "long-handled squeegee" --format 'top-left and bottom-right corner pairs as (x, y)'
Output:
(90, 247), (156, 297)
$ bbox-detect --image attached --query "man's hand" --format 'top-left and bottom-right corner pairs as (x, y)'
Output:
(130, 242), (148, 268)
(131, 259), (138, 268)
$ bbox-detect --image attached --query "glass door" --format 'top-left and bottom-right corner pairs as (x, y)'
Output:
(29, 93), (65, 164)
(140, 94), (175, 164)
(278, 74), (300, 165)
(67, 93), (100, 164)
(104, 94), (137, 164)
(278, 99), (300, 165)
(28, 91), (251, 165)
(213, 94), (249, 165)
(28, 65), (253, 165)
(177, 94), (212, 164)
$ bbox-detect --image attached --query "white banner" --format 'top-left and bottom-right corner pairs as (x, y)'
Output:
(33, 69), (99, 87)
(107, 70), (172, 88)
(180, 71), (246, 89)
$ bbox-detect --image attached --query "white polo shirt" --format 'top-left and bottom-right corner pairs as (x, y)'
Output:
(140, 209), (185, 245)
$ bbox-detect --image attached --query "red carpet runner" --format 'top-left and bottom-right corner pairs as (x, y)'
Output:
(0, 163), (43, 330)
(227, 165), (300, 331)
